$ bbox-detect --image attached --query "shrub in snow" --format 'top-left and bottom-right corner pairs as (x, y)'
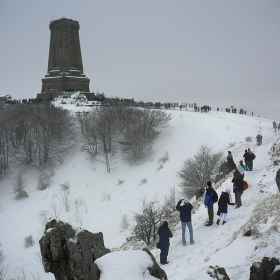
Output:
(12, 170), (28, 200)
(158, 151), (169, 164)
(245, 136), (252, 142)
(38, 210), (50, 226)
(118, 179), (124, 185)
(101, 190), (111, 202)
(24, 235), (34, 248)
(60, 191), (72, 212)
(49, 201), (61, 219)
(60, 181), (70, 191)
(139, 178), (147, 185)
(178, 145), (222, 199)
(37, 172), (53, 190)
(119, 214), (130, 231)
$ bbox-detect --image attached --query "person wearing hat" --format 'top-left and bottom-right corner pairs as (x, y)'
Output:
(157, 221), (173, 265)
(216, 187), (235, 225)
(204, 181), (214, 226)
(176, 198), (194, 246)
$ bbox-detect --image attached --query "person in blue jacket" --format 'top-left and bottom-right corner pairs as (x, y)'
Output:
(204, 181), (214, 226)
(157, 221), (173, 265)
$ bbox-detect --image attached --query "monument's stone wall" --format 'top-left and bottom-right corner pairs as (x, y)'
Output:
(39, 18), (91, 100)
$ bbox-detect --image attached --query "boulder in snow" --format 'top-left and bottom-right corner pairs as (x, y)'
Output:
(39, 219), (110, 280)
(250, 257), (280, 280)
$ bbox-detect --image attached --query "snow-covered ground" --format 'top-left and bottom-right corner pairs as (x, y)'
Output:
(0, 99), (279, 280)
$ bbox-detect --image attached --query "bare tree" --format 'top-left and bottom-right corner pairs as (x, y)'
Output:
(131, 196), (171, 245)
(35, 104), (76, 165)
(0, 116), (9, 177)
(177, 144), (223, 199)
(121, 109), (171, 163)
(49, 201), (61, 219)
(12, 169), (28, 200)
(60, 191), (72, 212)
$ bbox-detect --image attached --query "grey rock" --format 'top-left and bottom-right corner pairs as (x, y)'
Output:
(276, 169), (280, 192)
(142, 248), (168, 280)
(250, 257), (280, 280)
(208, 265), (230, 280)
(39, 219), (110, 280)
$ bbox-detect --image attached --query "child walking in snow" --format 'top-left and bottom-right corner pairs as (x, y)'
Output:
(216, 187), (235, 225)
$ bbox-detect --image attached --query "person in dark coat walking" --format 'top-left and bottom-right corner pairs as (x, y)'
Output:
(232, 171), (244, 208)
(157, 221), (173, 265)
(227, 151), (236, 171)
(176, 198), (194, 246)
(216, 187), (235, 225)
(243, 150), (251, 171)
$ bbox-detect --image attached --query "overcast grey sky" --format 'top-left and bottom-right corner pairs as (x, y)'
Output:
(0, 0), (279, 120)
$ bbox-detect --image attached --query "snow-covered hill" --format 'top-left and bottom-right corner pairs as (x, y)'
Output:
(0, 103), (279, 280)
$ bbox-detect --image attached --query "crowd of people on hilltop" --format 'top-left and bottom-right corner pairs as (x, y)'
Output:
(2, 93), (261, 118)
(157, 148), (256, 265)
(5, 97), (51, 104)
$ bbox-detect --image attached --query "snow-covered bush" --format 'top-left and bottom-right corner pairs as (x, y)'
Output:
(37, 172), (53, 191)
(60, 181), (70, 191)
(12, 170), (28, 200)
(119, 214), (130, 231)
(101, 190), (111, 201)
(245, 136), (252, 142)
(139, 178), (147, 185)
(24, 235), (34, 248)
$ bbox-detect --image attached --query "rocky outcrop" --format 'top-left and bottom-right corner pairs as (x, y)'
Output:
(39, 219), (110, 280)
(276, 169), (280, 192)
(207, 265), (230, 280)
(249, 257), (280, 280)
(142, 248), (168, 280)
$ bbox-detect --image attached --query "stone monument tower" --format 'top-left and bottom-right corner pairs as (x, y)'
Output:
(38, 18), (91, 100)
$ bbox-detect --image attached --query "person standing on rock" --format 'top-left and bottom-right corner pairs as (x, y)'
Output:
(157, 221), (173, 265)
(176, 198), (194, 246)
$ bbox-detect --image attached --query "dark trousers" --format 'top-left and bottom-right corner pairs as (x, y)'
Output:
(160, 247), (169, 264)
(208, 205), (214, 224)
(236, 191), (243, 207)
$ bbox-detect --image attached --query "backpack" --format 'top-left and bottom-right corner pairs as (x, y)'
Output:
(243, 180), (248, 190)
(211, 189), (218, 203)
(251, 153), (256, 160)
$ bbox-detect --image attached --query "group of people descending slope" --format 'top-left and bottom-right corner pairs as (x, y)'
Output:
(243, 148), (255, 171)
(157, 150), (254, 264)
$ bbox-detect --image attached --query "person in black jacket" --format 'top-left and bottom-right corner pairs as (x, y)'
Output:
(216, 187), (235, 225)
(176, 198), (194, 246)
(157, 221), (173, 265)
(243, 150), (251, 171)
(232, 171), (244, 208)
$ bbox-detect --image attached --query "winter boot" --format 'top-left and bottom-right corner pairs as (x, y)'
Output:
(222, 221), (226, 225)
(216, 219), (220, 225)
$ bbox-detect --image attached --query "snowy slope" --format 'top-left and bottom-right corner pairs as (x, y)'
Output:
(0, 104), (279, 280)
